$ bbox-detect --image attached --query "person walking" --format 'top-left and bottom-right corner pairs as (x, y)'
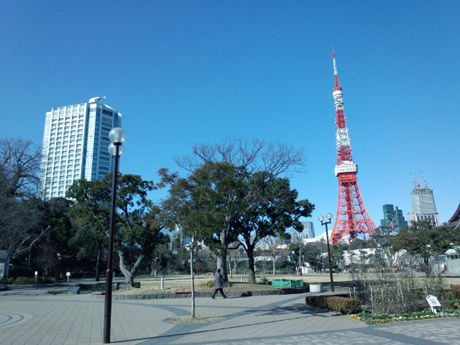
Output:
(211, 268), (227, 299)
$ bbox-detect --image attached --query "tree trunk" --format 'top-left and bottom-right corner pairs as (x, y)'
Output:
(95, 245), (101, 282)
(118, 250), (132, 284)
(190, 238), (196, 319)
(216, 252), (232, 287)
(118, 250), (144, 287)
(150, 258), (158, 276)
(272, 257), (276, 277)
(152, 265), (158, 277)
(217, 250), (227, 279)
(217, 228), (228, 276)
(424, 256), (431, 276)
(11, 225), (51, 260)
(217, 254), (227, 277)
(247, 246), (256, 283)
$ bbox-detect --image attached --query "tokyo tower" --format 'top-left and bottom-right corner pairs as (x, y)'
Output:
(330, 50), (377, 243)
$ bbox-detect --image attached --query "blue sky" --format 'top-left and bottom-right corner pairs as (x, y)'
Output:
(1, 1), (459, 235)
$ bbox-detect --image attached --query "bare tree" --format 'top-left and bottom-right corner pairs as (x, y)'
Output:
(0, 138), (45, 262)
(0, 138), (41, 199)
(176, 138), (305, 176)
(1, 199), (50, 260)
(262, 236), (287, 277)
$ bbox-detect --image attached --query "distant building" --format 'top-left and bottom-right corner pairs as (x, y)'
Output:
(0, 251), (10, 279)
(407, 187), (440, 226)
(172, 225), (191, 248)
(301, 221), (315, 239)
(304, 232), (327, 244)
(39, 97), (122, 200)
(445, 247), (460, 275)
(380, 204), (407, 230)
(448, 203), (460, 229)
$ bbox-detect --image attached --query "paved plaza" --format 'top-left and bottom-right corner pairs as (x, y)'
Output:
(0, 287), (459, 345)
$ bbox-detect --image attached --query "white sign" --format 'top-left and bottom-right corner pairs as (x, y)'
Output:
(426, 295), (441, 314)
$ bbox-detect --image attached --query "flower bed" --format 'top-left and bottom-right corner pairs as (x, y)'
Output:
(350, 309), (460, 324)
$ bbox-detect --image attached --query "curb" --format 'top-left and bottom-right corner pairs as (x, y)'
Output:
(111, 287), (309, 300)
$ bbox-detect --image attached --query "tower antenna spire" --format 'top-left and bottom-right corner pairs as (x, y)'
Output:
(332, 43), (341, 90)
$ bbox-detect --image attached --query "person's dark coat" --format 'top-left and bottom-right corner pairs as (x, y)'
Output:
(214, 271), (225, 289)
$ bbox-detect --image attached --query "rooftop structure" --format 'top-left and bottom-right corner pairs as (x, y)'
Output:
(407, 185), (440, 226)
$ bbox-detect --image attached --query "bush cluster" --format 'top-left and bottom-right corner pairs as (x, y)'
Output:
(202, 280), (214, 288)
(5, 276), (56, 285)
(259, 277), (270, 285)
(0, 277), (15, 284)
(451, 285), (460, 299)
(305, 295), (361, 314)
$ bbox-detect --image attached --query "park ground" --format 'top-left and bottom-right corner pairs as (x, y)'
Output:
(65, 272), (456, 293)
(1, 273), (459, 345)
(110, 273), (460, 297)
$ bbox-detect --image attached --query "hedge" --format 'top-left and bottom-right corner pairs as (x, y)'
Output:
(305, 295), (361, 314)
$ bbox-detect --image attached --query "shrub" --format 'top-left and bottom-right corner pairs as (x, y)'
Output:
(305, 295), (361, 314)
(306, 296), (328, 309)
(328, 296), (362, 314)
(13, 277), (36, 285)
(259, 276), (270, 285)
(201, 280), (214, 288)
(451, 285), (460, 299)
(451, 300), (460, 309)
(0, 277), (15, 284)
(12, 276), (56, 285)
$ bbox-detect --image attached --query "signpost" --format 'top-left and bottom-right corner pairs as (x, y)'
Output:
(426, 295), (441, 314)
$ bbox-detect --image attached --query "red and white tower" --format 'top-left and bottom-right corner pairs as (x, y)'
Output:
(330, 50), (377, 243)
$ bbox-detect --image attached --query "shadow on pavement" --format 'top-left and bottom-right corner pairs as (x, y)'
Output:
(111, 303), (338, 344)
(112, 315), (314, 344)
(248, 302), (340, 317)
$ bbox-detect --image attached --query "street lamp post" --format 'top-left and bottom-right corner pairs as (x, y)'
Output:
(298, 237), (303, 276)
(290, 250), (296, 273)
(56, 252), (61, 280)
(319, 213), (335, 292)
(103, 127), (126, 344)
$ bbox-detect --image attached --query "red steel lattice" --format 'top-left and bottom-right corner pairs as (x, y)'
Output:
(330, 50), (377, 243)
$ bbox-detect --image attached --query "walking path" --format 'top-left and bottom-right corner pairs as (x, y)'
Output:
(0, 287), (458, 344)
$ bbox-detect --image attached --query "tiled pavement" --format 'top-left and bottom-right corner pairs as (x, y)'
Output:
(0, 288), (458, 345)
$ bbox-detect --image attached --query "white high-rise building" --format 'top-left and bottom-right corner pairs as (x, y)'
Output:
(301, 221), (315, 239)
(407, 187), (440, 226)
(39, 97), (122, 200)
